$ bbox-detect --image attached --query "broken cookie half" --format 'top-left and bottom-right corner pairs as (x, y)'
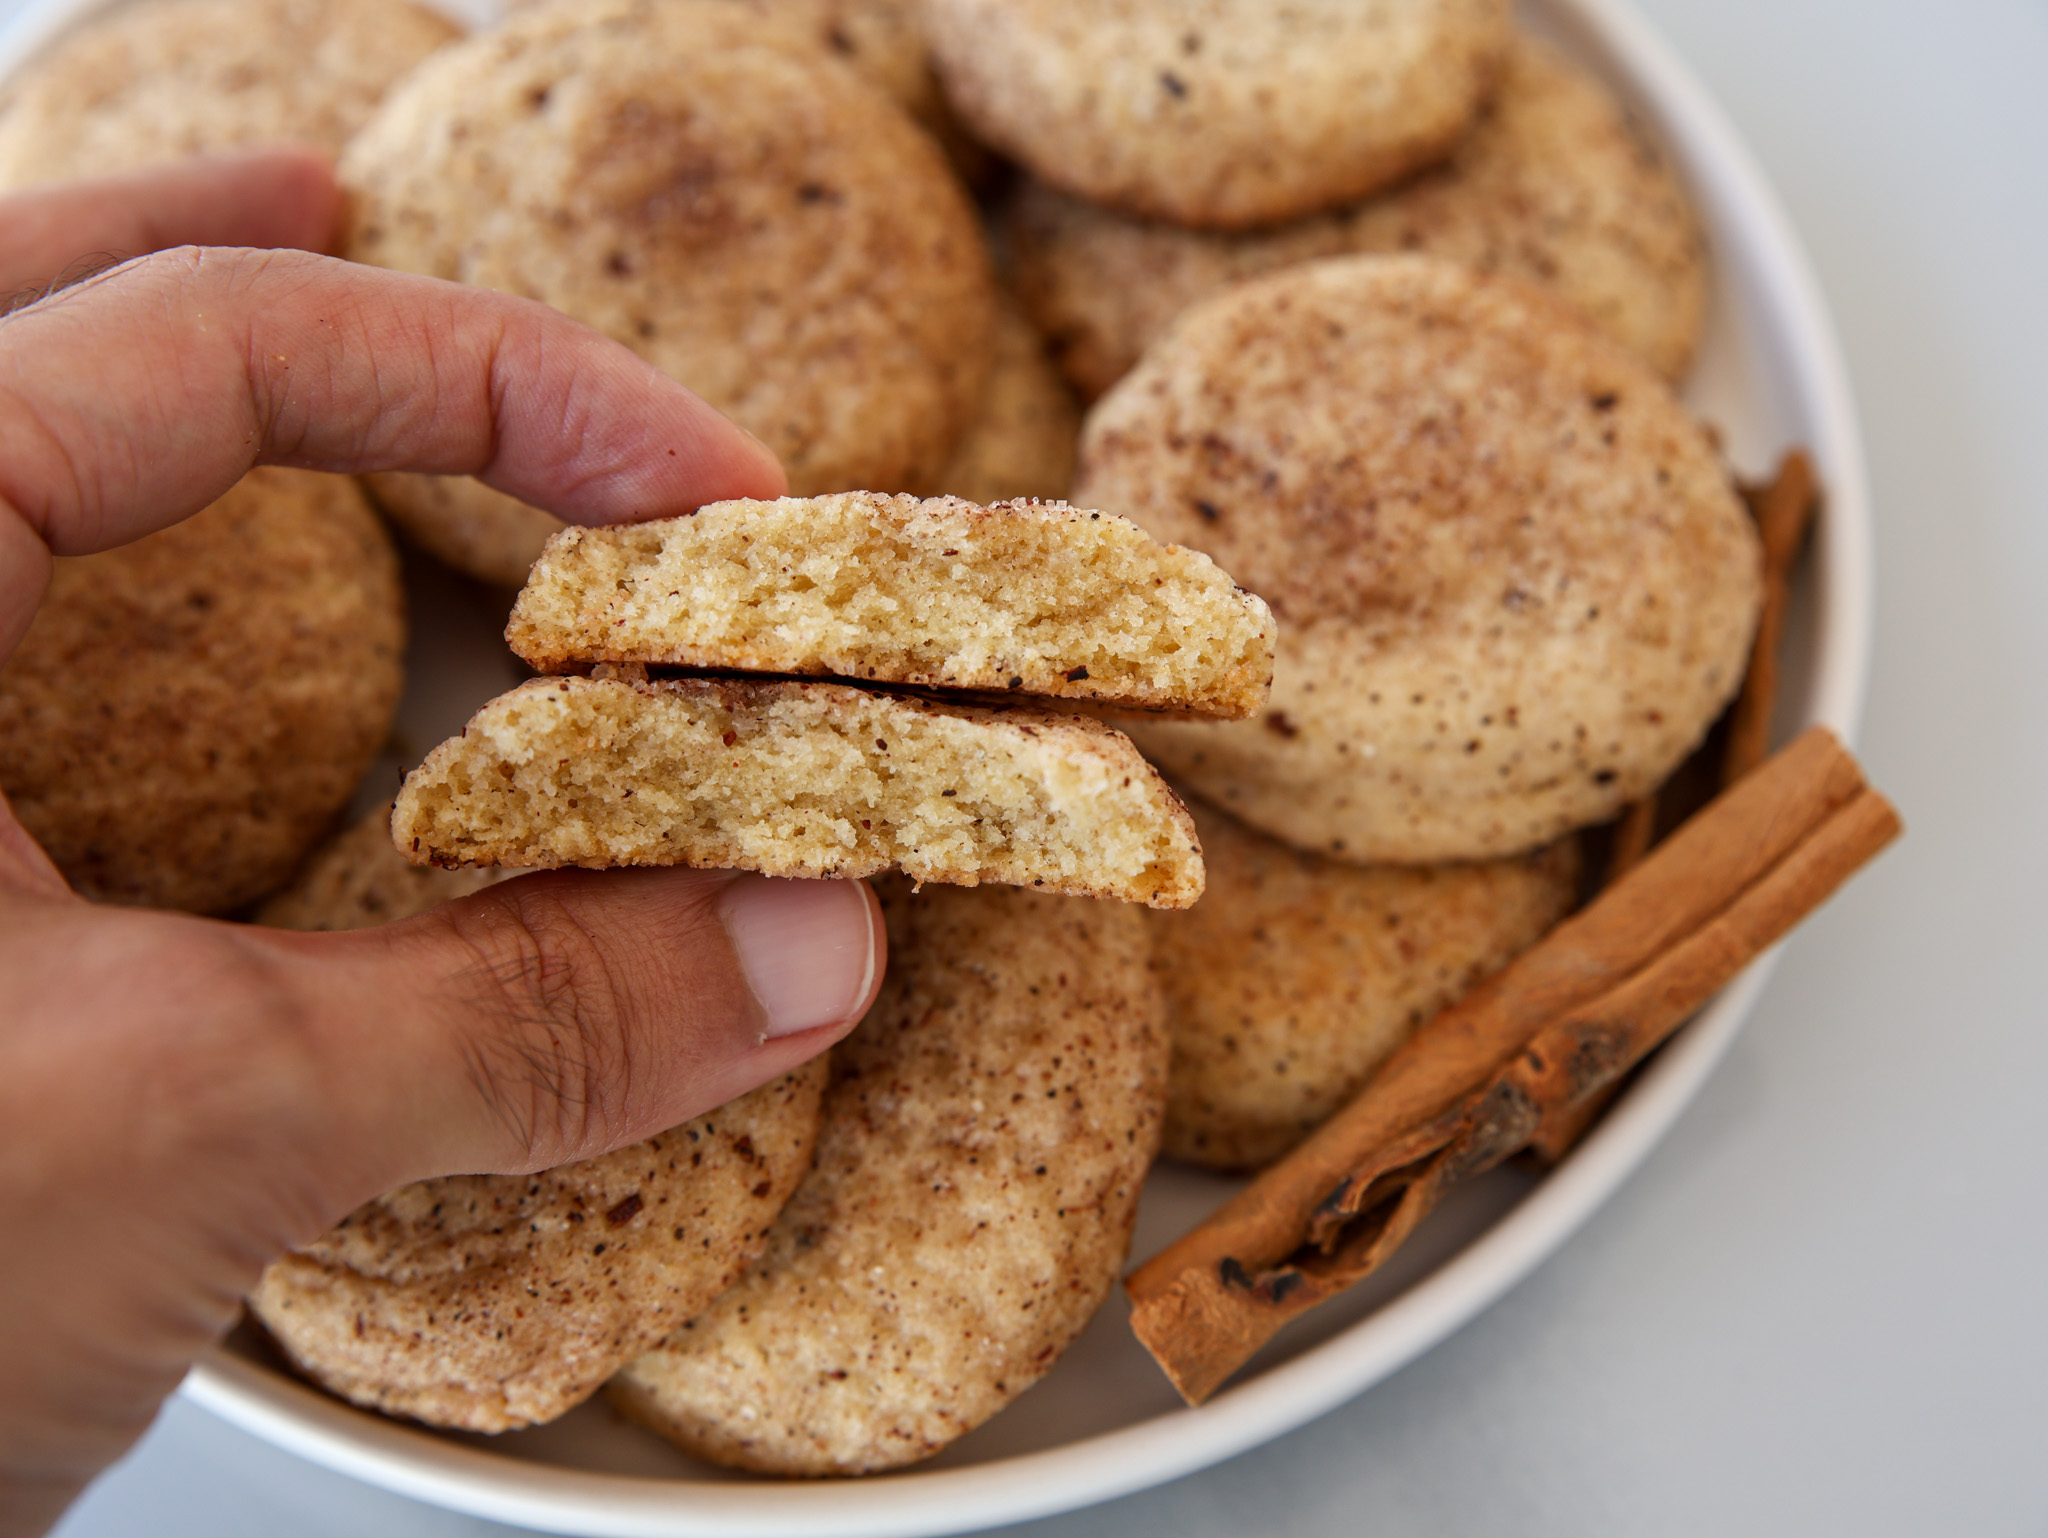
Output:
(395, 675), (1206, 907)
(397, 495), (1254, 906)
(506, 493), (1275, 719)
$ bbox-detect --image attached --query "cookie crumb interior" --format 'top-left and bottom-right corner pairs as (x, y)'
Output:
(394, 676), (1204, 908)
(505, 494), (1274, 719)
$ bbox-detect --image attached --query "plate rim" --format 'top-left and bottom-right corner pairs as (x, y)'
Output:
(0, 0), (1871, 1525)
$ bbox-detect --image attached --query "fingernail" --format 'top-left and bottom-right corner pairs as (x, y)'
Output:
(716, 876), (878, 1039)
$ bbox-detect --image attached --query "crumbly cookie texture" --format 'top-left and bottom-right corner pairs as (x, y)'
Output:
(1007, 34), (1709, 399)
(392, 675), (1205, 907)
(931, 294), (1082, 506)
(505, 494), (1273, 719)
(249, 1062), (828, 1432)
(0, 0), (456, 190)
(256, 800), (514, 931)
(343, 0), (994, 586)
(0, 467), (404, 914)
(609, 877), (1166, 1474)
(1076, 254), (1762, 864)
(924, 0), (1511, 230)
(1151, 797), (1579, 1170)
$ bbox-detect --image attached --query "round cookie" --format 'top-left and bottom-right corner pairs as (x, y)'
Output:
(929, 293), (1082, 506)
(924, 0), (1513, 230)
(0, 0), (458, 191)
(1075, 255), (1762, 864)
(0, 468), (405, 914)
(498, 0), (946, 144)
(608, 877), (1167, 1475)
(345, 0), (996, 587)
(256, 799), (513, 931)
(249, 1060), (829, 1431)
(1151, 796), (1579, 1171)
(1006, 35), (1710, 399)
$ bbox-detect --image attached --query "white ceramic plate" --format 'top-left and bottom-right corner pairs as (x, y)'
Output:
(0, 0), (1872, 1530)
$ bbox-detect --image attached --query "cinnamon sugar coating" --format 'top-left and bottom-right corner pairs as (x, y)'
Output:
(0, 468), (404, 913)
(0, 0), (456, 189)
(1006, 35), (1708, 397)
(344, 0), (994, 586)
(250, 1063), (827, 1431)
(1151, 798), (1579, 1170)
(610, 878), (1165, 1473)
(1077, 255), (1761, 863)
(925, 0), (1511, 229)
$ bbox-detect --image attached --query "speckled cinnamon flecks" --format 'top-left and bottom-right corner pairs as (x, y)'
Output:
(609, 877), (1166, 1473)
(1076, 254), (1761, 864)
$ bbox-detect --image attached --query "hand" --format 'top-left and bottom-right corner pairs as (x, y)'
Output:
(0, 154), (884, 1536)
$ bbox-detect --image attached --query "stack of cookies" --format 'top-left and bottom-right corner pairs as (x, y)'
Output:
(250, 485), (1269, 1463)
(394, 490), (1276, 908)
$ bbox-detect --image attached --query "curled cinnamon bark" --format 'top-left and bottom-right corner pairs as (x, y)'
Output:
(1564, 452), (1826, 1154)
(1126, 726), (1898, 1404)
(1725, 451), (1822, 781)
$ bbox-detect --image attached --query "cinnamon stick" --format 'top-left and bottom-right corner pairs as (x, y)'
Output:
(1126, 726), (1898, 1405)
(1724, 451), (1820, 781)
(1543, 451), (1825, 1160)
(1603, 795), (1659, 885)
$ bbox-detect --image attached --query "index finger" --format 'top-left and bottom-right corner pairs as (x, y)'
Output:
(0, 246), (787, 651)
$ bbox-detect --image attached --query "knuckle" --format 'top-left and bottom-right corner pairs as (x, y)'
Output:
(440, 884), (645, 1166)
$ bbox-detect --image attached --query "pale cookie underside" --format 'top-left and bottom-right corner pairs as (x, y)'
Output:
(924, 0), (1513, 229)
(1006, 33), (1708, 399)
(1150, 798), (1580, 1170)
(608, 878), (1166, 1474)
(1077, 255), (1761, 863)
(505, 493), (1274, 719)
(249, 1063), (828, 1432)
(393, 676), (1205, 907)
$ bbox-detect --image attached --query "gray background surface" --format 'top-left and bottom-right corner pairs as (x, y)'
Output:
(18, 0), (2048, 1532)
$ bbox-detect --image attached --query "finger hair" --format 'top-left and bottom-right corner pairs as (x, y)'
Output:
(1, 250), (129, 318)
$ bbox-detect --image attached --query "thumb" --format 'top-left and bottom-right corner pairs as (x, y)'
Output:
(261, 866), (882, 1209)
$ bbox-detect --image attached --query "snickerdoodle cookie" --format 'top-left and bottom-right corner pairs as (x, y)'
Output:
(0, 468), (404, 913)
(924, 0), (1512, 230)
(392, 675), (1205, 908)
(505, 493), (1273, 718)
(1006, 35), (1709, 398)
(1151, 797), (1579, 1170)
(343, 0), (995, 586)
(930, 295), (1082, 506)
(1075, 255), (1760, 864)
(250, 1061), (828, 1431)
(609, 877), (1166, 1473)
(0, 0), (456, 190)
